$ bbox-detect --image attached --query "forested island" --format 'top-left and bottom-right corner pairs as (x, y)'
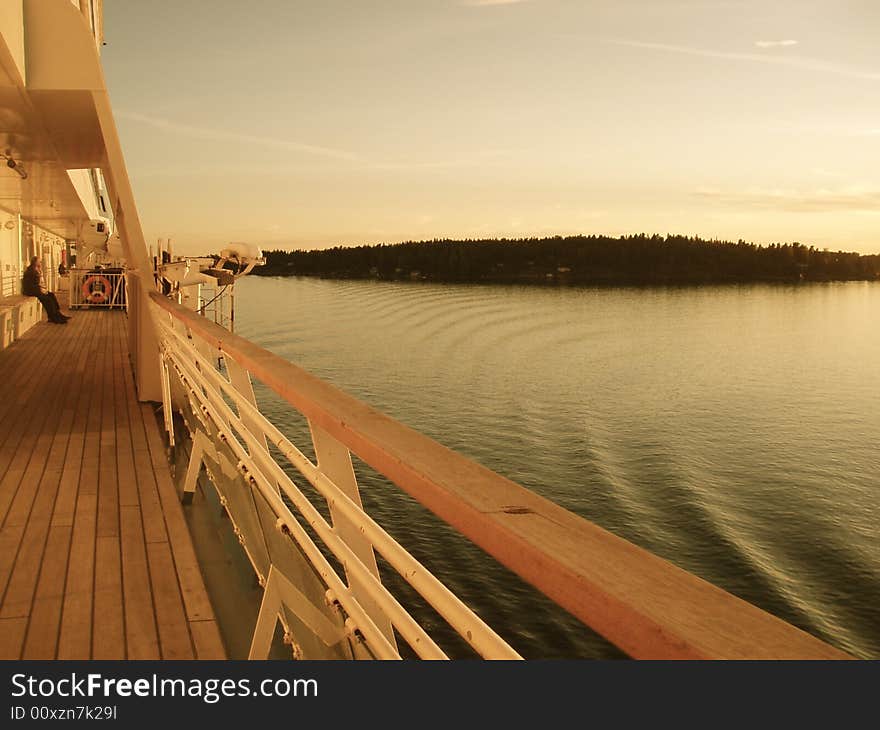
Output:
(255, 235), (880, 285)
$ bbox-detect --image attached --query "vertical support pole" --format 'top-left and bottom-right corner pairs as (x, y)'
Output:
(249, 567), (348, 659)
(248, 573), (281, 660)
(182, 432), (205, 505)
(182, 431), (219, 505)
(309, 423), (397, 649)
(124, 267), (162, 402)
(187, 323), (223, 392)
(16, 213), (23, 296)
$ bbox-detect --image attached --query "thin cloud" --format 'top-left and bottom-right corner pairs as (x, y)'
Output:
(606, 39), (880, 81)
(116, 110), (363, 162)
(369, 159), (487, 170)
(118, 110), (519, 173)
(754, 40), (798, 48)
(754, 121), (880, 138)
(460, 0), (530, 6)
(669, 1), (746, 7)
(368, 148), (515, 171)
(694, 187), (880, 213)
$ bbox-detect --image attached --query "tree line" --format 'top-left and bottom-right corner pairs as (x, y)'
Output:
(254, 235), (880, 285)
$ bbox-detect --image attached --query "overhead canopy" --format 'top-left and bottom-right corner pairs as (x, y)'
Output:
(0, 0), (125, 242)
(0, 80), (92, 239)
(0, 0), (162, 400)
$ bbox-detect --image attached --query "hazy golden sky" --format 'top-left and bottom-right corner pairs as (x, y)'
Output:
(103, 1), (880, 255)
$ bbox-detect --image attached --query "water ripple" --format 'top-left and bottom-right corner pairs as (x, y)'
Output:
(236, 277), (880, 659)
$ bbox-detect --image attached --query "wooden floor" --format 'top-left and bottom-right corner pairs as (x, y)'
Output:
(0, 309), (225, 659)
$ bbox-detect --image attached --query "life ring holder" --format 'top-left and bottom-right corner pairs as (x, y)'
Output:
(81, 274), (113, 305)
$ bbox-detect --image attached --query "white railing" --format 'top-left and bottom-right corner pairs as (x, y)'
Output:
(69, 268), (127, 309)
(197, 283), (234, 331)
(148, 290), (850, 661)
(151, 293), (520, 660)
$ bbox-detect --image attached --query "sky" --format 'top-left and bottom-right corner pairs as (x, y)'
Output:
(102, 0), (880, 256)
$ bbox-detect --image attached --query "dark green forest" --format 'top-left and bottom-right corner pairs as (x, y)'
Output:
(255, 235), (880, 285)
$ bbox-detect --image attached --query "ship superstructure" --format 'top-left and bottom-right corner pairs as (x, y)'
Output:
(0, 1), (851, 659)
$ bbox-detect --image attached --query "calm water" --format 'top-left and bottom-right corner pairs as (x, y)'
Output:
(235, 276), (879, 659)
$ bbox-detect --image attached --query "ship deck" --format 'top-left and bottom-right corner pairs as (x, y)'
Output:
(0, 308), (225, 659)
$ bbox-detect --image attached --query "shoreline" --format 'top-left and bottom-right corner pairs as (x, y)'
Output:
(251, 271), (880, 287)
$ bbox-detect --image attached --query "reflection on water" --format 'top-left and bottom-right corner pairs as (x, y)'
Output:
(235, 276), (880, 659)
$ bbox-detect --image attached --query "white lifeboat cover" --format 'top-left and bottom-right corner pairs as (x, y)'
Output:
(220, 242), (263, 262)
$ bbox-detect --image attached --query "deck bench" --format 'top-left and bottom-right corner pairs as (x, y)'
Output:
(0, 294), (43, 349)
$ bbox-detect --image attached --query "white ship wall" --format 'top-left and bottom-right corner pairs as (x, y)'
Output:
(0, 216), (64, 294)
(0, 2), (25, 82)
(33, 221), (65, 292)
(0, 1), (97, 82)
(0, 212), (20, 297)
(67, 168), (104, 220)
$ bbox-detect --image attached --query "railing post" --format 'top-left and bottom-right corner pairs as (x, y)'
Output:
(182, 430), (219, 505)
(248, 566), (348, 660)
(225, 358), (268, 454)
(160, 355), (175, 448)
(309, 423), (397, 650)
(126, 270), (163, 402)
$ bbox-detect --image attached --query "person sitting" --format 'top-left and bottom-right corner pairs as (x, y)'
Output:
(22, 256), (70, 324)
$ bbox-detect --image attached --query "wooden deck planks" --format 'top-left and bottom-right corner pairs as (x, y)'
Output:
(92, 535), (124, 659)
(146, 540), (194, 659)
(0, 310), (223, 659)
(92, 311), (124, 660)
(113, 319), (161, 659)
(0, 617), (27, 660)
(51, 332), (94, 529)
(57, 312), (104, 659)
(142, 403), (217, 625)
(0, 313), (94, 620)
(55, 492), (97, 659)
(31, 315), (102, 658)
(189, 619), (226, 660)
(128, 411), (168, 545)
(21, 525), (73, 659)
(119, 505), (160, 659)
(0, 319), (72, 528)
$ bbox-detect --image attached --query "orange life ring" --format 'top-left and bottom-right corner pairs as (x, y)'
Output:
(81, 275), (113, 304)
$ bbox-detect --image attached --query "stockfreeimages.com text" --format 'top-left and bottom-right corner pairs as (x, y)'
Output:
(10, 674), (317, 704)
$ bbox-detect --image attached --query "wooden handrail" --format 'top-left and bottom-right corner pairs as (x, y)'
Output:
(149, 290), (850, 659)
